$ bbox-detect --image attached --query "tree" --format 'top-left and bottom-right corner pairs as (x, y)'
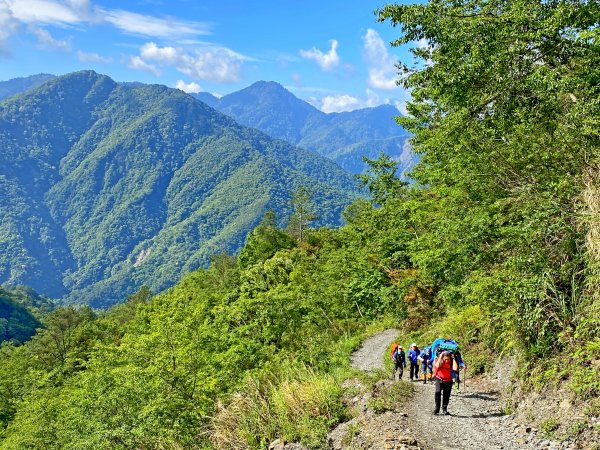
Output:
(287, 187), (318, 243)
(238, 210), (295, 268)
(358, 153), (407, 206)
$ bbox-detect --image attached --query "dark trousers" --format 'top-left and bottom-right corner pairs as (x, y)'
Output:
(434, 379), (453, 412)
(392, 363), (404, 380)
(410, 363), (419, 380)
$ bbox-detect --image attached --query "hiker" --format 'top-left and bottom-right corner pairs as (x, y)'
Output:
(452, 350), (467, 391)
(432, 351), (458, 415)
(418, 346), (433, 384)
(391, 344), (406, 380)
(408, 343), (421, 381)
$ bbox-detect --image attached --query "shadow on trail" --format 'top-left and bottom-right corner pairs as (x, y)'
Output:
(446, 411), (506, 419)
(456, 390), (499, 401)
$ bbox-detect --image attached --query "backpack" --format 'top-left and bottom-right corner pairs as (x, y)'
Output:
(393, 349), (404, 364)
(390, 343), (399, 360)
(431, 338), (459, 360)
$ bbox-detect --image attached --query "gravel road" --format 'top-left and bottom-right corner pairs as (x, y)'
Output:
(350, 329), (399, 372)
(347, 330), (573, 450)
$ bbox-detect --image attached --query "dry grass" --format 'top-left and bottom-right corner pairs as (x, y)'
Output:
(210, 366), (345, 450)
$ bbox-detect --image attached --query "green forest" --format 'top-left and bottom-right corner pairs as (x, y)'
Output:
(0, 72), (359, 308)
(1, 0), (599, 448)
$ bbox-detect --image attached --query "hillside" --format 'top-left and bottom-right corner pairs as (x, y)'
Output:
(0, 286), (43, 344)
(0, 71), (360, 307)
(193, 81), (415, 174)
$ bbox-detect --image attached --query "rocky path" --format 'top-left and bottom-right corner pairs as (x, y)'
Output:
(341, 330), (571, 450)
(350, 329), (399, 372)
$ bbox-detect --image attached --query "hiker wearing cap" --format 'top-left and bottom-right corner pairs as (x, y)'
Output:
(408, 343), (421, 381)
(432, 351), (458, 415)
(391, 345), (406, 380)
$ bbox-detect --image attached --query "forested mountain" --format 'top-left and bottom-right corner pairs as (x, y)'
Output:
(0, 74), (55, 101)
(0, 71), (360, 307)
(1, 75), (415, 175)
(192, 81), (415, 174)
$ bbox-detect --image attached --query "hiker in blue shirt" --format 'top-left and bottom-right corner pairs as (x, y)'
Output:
(418, 347), (433, 384)
(408, 343), (421, 381)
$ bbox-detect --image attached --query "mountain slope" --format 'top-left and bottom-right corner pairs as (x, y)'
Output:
(0, 285), (50, 344)
(0, 71), (360, 307)
(204, 81), (415, 173)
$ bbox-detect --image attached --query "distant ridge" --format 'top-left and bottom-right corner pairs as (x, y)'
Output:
(196, 81), (416, 174)
(1, 74), (416, 174)
(0, 73), (55, 100)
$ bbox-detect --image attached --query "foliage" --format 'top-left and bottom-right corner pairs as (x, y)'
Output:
(286, 187), (318, 243)
(0, 0), (599, 447)
(211, 363), (346, 450)
(376, 0), (599, 360)
(367, 380), (413, 414)
(0, 285), (53, 344)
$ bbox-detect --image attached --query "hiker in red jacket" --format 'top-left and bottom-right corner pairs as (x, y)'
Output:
(432, 351), (458, 415)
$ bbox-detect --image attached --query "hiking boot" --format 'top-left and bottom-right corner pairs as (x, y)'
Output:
(432, 409), (439, 415)
(442, 407), (449, 415)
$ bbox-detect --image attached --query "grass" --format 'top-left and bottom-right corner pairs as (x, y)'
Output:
(367, 380), (414, 414)
(540, 417), (560, 437)
(210, 364), (348, 450)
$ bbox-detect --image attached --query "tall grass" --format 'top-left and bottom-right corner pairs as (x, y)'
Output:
(210, 362), (347, 450)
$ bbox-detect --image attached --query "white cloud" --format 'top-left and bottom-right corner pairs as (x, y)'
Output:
(307, 88), (401, 114)
(6, 1), (210, 39)
(134, 42), (245, 83)
(77, 50), (111, 63)
(416, 38), (428, 49)
(101, 8), (210, 39)
(7, 0), (83, 24)
(127, 55), (161, 76)
(30, 25), (71, 51)
(300, 39), (340, 71)
(317, 94), (362, 113)
(362, 28), (399, 91)
(365, 88), (383, 108)
(0, 0), (19, 52)
(368, 68), (398, 90)
(394, 100), (408, 116)
(175, 80), (201, 93)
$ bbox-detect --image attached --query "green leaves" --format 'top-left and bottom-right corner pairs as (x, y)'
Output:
(376, 0), (599, 359)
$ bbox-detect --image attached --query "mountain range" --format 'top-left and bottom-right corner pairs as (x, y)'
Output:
(0, 75), (415, 175)
(193, 81), (415, 174)
(0, 71), (361, 307)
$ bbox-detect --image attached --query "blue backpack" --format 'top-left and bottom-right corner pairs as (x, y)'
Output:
(431, 338), (459, 360)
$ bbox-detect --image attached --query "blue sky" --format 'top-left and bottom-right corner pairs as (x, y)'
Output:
(0, 0), (420, 113)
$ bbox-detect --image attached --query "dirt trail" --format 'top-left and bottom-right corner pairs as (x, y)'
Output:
(350, 329), (399, 372)
(345, 330), (571, 450)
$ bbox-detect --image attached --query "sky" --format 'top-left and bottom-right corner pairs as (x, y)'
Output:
(0, 0), (421, 113)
